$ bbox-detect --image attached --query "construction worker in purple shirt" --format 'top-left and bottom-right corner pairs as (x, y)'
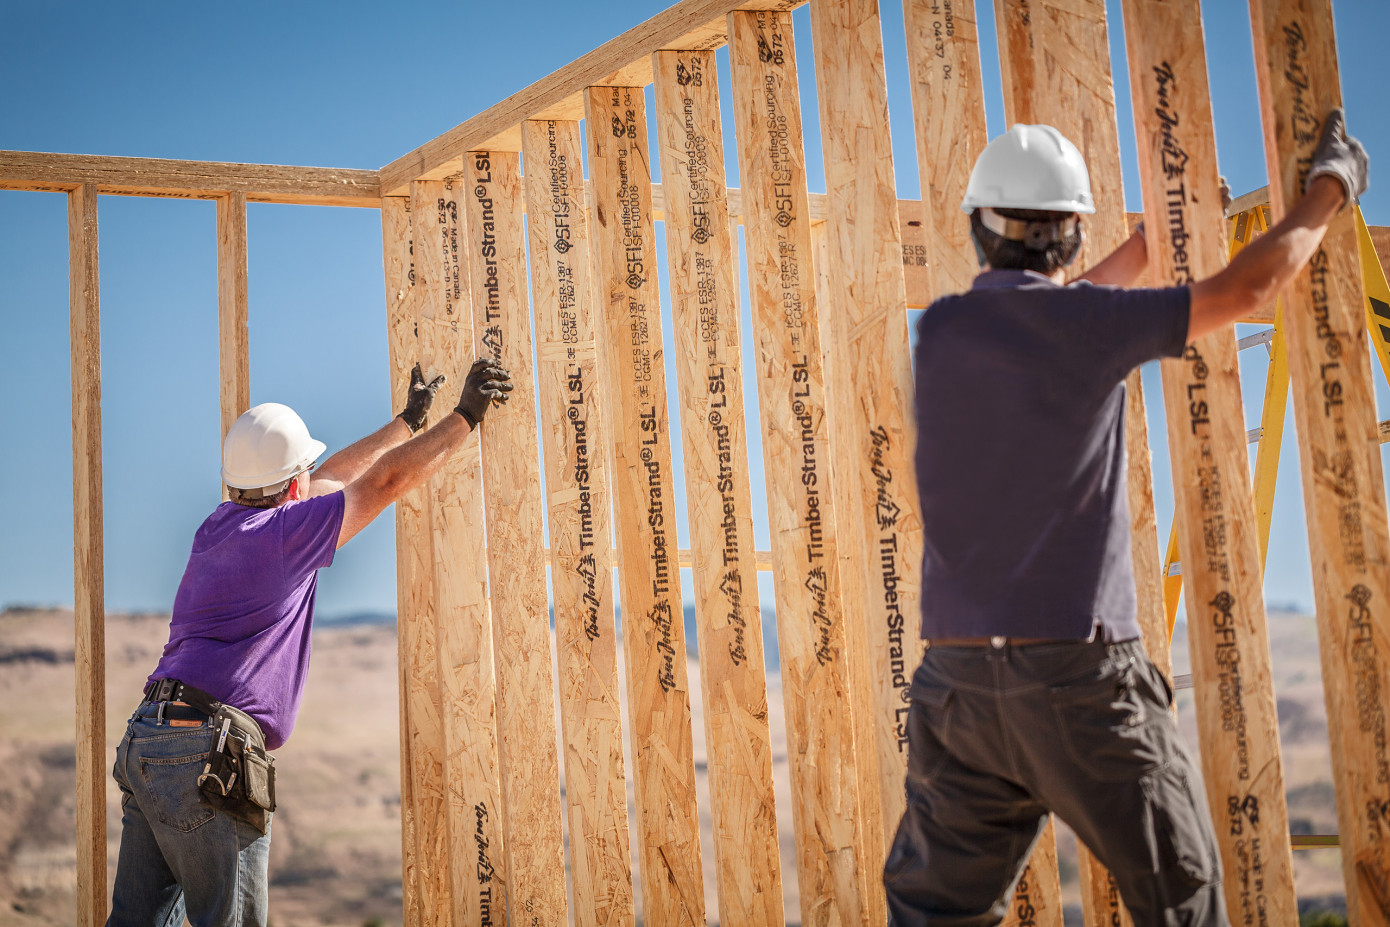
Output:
(886, 111), (1368, 925)
(105, 357), (512, 927)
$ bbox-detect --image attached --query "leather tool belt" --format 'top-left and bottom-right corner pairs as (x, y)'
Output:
(143, 678), (277, 833)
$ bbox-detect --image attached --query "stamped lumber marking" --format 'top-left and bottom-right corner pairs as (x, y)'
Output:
(462, 150), (569, 927)
(521, 118), (636, 927)
(1250, 0), (1390, 919)
(903, 0), (989, 298)
(1121, 2), (1298, 922)
(409, 178), (507, 927)
(809, 1), (924, 917)
(652, 48), (785, 927)
(584, 85), (706, 927)
(728, 10), (870, 925)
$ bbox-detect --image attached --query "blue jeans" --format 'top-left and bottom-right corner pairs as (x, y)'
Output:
(107, 705), (271, 927)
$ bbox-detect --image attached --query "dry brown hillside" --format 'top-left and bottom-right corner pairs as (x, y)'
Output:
(0, 606), (1345, 926)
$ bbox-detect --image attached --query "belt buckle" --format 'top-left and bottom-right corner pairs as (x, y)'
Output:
(990, 635), (1007, 649)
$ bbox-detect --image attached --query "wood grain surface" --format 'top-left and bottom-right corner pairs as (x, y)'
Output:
(409, 178), (507, 927)
(1250, 0), (1390, 919)
(903, 0), (989, 298)
(462, 150), (569, 926)
(69, 182), (106, 927)
(584, 85), (706, 927)
(728, 11), (870, 924)
(216, 192), (250, 459)
(521, 118), (637, 927)
(379, 196), (431, 927)
(651, 49), (785, 927)
(1122, 2), (1298, 922)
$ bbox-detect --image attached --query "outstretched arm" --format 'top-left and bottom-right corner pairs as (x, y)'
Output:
(310, 363), (447, 495)
(1188, 109), (1367, 343)
(335, 358), (513, 548)
(1186, 176), (1346, 342)
(1077, 228), (1149, 287)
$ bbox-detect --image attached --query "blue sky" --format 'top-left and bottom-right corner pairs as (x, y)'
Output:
(2, 0), (1388, 619)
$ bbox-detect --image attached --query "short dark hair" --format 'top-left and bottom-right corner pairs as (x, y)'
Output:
(227, 483), (293, 508)
(969, 207), (1082, 276)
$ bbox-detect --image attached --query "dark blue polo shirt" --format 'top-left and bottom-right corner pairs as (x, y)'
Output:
(914, 269), (1190, 641)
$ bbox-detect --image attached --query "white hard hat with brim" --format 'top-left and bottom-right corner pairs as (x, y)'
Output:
(221, 402), (327, 490)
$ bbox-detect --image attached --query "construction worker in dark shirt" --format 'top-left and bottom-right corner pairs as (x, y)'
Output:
(885, 112), (1368, 925)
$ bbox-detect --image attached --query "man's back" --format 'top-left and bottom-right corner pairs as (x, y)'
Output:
(152, 492), (344, 749)
(913, 269), (1188, 641)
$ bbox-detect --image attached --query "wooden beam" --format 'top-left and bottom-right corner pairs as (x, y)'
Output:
(383, 197), (453, 927)
(652, 48), (785, 925)
(1, 150), (379, 207)
(216, 192), (250, 463)
(379, 0), (807, 193)
(69, 182), (105, 927)
(1122, 1), (1298, 922)
(585, 85), (705, 926)
(1250, 0), (1390, 919)
(810, 3), (922, 917)
(520, 118), (636, 927)
(380, 198), (438, 927)
(903, 0), (989, 298)
(410, 178), (508, 927)
(727, 11), (870, 924)
(993, 3), (1161, 925)
(462, 150), (569, 924)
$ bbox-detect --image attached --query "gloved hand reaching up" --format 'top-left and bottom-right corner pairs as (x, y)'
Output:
(455, 357), (514, 428)
(1307, 107), (1369, 207)
(398, 363), (448, 434)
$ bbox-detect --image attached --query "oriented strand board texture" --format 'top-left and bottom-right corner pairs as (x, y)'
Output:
(903, 0), (989, 298)
(1001, 818), (1063, 927)
(1122, 1), (1297, 921)
(462, 150), (569, 926)
(1250, 0), (1390, 919)
(380, 197), (432, 927)
(809, 6), (923, 913)
(727, 11), (870, 925)
(652, 49), (785, 927)
(69, 182), (106, 927)
(521, 119), (636, 927)
(216, 192), (250, 450)
(409, 178), (508, 927)
(584, 85), (705, 927)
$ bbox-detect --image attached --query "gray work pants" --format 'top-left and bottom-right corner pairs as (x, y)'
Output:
(884, 638), (1229, 927)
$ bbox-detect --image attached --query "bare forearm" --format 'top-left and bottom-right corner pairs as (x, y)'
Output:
(315, 417), (412, 486)
(1188, 176), (1345, 342)
(366, 412), (471, 499)
(1078, 230), (1149, 287)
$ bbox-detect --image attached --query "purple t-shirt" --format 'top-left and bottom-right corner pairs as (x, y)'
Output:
(150, 491), (345, 749)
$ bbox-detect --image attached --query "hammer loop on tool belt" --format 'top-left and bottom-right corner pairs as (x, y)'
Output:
(143, 677), (277, 834)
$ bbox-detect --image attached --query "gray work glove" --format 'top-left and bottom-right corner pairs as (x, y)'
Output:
(398, 363), (447, 434)
(454, 357), (513, 428)
(1307, 108), (1369, 207)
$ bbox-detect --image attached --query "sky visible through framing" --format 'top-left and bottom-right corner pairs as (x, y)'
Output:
(1, 0), (1388, 624)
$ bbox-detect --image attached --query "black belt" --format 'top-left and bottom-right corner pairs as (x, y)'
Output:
(142, 678), (224, 722)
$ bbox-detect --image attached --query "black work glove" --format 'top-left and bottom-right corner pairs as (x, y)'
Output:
(1307, 108), (1369, 207)
(398, 363), (447, 434)
(454, 357), (514, 428)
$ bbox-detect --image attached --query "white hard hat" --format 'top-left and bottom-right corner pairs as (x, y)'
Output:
(221, 403), (326, 490)
(961, 124), (1096, 214)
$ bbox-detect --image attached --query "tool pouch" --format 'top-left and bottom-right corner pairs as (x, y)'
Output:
(197, 703), (276, 834)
